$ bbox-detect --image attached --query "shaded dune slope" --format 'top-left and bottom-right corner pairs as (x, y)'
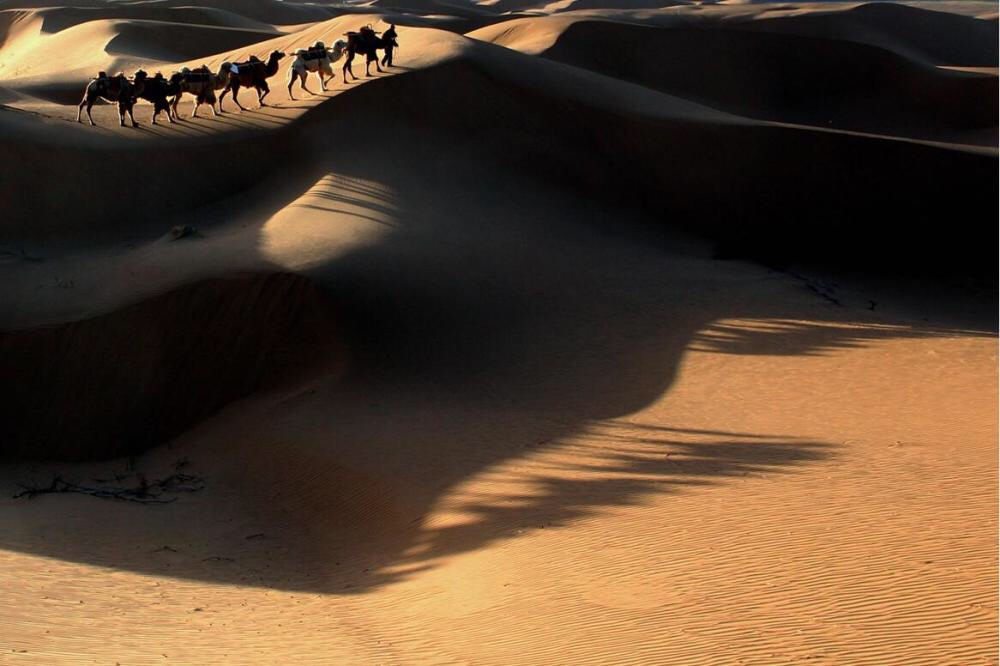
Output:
(103, 19), (281, 63)
(0, 0), (337, 24)
(0, 118), (284, 240)
(0, 272), (340, 460)
(740, 2), (999, 67)
(477, 17), (998, 142)
(29, 5), (279, 33)
(296, 55), (997, 274)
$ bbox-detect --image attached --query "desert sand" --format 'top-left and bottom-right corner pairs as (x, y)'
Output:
(0, 0), (997, 663)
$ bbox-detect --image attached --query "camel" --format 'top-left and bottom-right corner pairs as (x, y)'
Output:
(286, 40), (347, 99)
(342, 24), (397, 80)
(218, 50), (286, 112)
(76, 69), (148, 127)
(139, 72), (179, 124)
(171, 64), (230, 118)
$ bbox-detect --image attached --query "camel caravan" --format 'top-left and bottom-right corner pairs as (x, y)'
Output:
(76, 24), (399, 127)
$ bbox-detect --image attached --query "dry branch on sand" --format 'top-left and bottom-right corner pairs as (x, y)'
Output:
(14, 469), (204, 504)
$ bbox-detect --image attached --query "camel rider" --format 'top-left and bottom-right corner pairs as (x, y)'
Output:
(381, 24), (398, 67)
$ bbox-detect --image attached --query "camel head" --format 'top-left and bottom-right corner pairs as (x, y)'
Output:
(333, 39), (347, 51)
(268, 50), (286, 63)
(169, 71), (184, 85)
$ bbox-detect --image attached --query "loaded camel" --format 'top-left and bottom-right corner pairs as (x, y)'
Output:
(286, 40), (347, 99)
(76, 69), (147, 127)
(139, 72), (180, 124)
(218, 49), (286, 112)
(342, 24), (398, 80)
(171, 64), (230, 118)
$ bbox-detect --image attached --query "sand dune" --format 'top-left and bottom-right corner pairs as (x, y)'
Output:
(470, 14), (998, 144)
(738, 2), (999, 67)
(0, 0), (996, 664)
(27, 5), (280, 33)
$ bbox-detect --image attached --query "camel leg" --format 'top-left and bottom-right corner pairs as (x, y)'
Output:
(227, 83), (246, 112)
(218, 85), (232, 112)
(158, 101), (172, 124)
(294, 71), (312, 97)
(76, 97), (87, 123)
(79, 92), (98, 125)
(343, 52), (356, 81)
(258, 82), (270, 107)
(125, 102), (138, 128)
